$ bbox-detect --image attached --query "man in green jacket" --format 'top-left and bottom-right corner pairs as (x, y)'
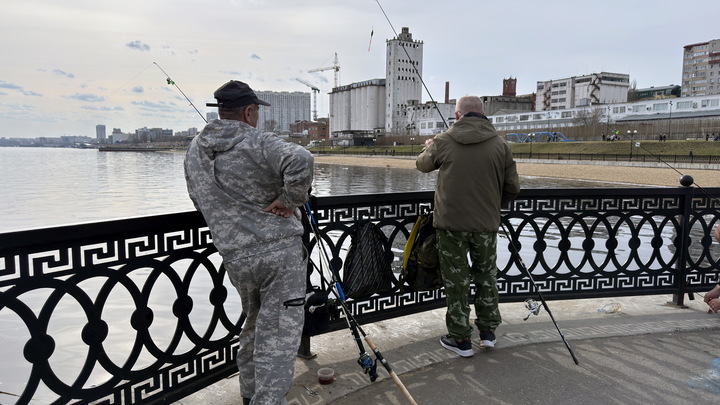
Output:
(416, 95), (520, 357)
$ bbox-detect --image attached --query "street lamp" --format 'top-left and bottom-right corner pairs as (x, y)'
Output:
(410, 137), (415, 155)
(627, 129), (637, 160)
(528, 133), (534, 158)
(606, 106), (611, 141)
(668, 100), (673, 140)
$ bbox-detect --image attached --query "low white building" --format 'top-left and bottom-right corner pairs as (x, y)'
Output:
(492, 93), (720, 137)
(406, 101), (456, 136)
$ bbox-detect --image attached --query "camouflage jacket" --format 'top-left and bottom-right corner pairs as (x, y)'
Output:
(184, 119), (314, 261)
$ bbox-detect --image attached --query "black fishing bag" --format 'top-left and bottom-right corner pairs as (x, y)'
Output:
(401, 212), (443, 292)
(341, 222), (394, 299)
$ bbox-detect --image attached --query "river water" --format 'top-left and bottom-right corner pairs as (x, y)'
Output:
(0, 147), (629, 233)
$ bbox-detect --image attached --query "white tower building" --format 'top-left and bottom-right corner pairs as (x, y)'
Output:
(385, 27), (423, 135)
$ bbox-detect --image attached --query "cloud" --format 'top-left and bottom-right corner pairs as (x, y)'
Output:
(63, 93), (105, 102)
(0, 102), (35, 111)
(0, 81), (24, 91)
(80, 105), (124, 111)
(131, 100), (180, 112)
(52, 69), (75, 78)
(160, 45), (176, 55)
(250, 53), (262, 60)
(126, 40), (151, 51)
(132, 86), (144, 93)
(0, 80), (42, 96)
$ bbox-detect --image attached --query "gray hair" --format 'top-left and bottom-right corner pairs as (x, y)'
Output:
(219, 104), (251, 120)
(456, 96), (485, 115)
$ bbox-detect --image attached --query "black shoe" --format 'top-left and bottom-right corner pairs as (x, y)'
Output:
(440, 334), (473, 357)
(479, 330), (496, 348)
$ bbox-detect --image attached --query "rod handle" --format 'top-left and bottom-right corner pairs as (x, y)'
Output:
(364, 336), (417, 405)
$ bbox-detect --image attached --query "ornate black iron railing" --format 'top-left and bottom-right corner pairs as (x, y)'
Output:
(1, 187), (719, 405)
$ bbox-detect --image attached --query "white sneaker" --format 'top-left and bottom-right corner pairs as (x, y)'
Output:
(479, 330), (496, 348)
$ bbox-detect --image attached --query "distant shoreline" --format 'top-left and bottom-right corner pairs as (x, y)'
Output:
(314, 155), (720, 188)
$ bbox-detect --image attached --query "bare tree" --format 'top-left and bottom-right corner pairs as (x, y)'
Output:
(627, 80), (639, 102)
(573, 107), (605, 127)
(264, 120), (278, 132)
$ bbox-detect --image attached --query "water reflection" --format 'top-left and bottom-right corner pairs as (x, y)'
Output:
(312, 163), (648, 196)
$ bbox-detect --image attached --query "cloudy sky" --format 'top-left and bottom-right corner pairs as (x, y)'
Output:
(1, 0), (719, 139)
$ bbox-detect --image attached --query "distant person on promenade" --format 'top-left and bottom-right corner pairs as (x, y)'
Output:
(416, 95), (520, 357)
(184, 80), (314, 405)
(704, 224), (720, 313)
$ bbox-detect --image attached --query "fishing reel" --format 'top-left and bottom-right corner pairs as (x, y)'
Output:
(523, 298), (542, 321)
(358, 352), (378, 382)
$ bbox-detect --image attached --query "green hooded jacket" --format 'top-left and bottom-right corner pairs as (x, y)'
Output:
(416, 115), (520, 232)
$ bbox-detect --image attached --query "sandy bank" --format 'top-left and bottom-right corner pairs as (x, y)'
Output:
(313, 155), (720, 188)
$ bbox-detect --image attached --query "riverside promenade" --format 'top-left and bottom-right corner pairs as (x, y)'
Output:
(178, 157), (720, 405)
(180, 295), (720, 405)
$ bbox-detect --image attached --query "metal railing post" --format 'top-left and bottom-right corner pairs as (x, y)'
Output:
(672, 184), (694, 306)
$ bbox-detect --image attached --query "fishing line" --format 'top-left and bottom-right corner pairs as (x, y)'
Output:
(153, 62), (207, 124)
(499, 222), (580, 365)
(617, 131), (720, 206)
(374, 0), (449, 130)
(47, 63), (156, 139)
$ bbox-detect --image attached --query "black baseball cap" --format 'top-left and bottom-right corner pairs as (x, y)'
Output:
(206, 80), (270, 108)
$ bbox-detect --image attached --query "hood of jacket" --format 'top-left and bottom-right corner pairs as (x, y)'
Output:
(195, 119), (248, 155)
(446, 115), (497, 145)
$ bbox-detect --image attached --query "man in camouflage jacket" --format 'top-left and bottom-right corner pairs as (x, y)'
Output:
(185, 80), (314, 405)
(416, 95), (519, 357)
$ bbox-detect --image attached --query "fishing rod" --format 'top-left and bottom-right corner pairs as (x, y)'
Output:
(617, 133), (720, 297)
(153, 62), (208, 124)
(499, 222), (580, 365)
(617, 131), (720, 205)
(304, 202), (418, 405)
(374, 0), (449, 130)
(374, 0), (578, 364)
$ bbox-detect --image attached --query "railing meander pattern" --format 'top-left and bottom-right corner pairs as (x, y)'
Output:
(1, 188), (719, 404)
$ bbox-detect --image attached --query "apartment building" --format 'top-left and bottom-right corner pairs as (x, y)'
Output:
(682, 39), (720, 97)
(535, 72), (630, 111)
(255, 91), (311, 132)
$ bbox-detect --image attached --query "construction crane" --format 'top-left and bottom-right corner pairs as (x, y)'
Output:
(309, 52), (340, 88)
(296, 78), (320, 121)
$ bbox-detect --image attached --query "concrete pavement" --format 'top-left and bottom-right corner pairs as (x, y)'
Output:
(179, 294), (720, 405)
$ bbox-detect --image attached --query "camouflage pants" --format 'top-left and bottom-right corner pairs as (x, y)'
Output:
(225, 242), (307, 405)
(436, 229), (501, 340)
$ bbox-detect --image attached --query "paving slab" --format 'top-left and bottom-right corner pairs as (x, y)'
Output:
(178, 294), (720, 405)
